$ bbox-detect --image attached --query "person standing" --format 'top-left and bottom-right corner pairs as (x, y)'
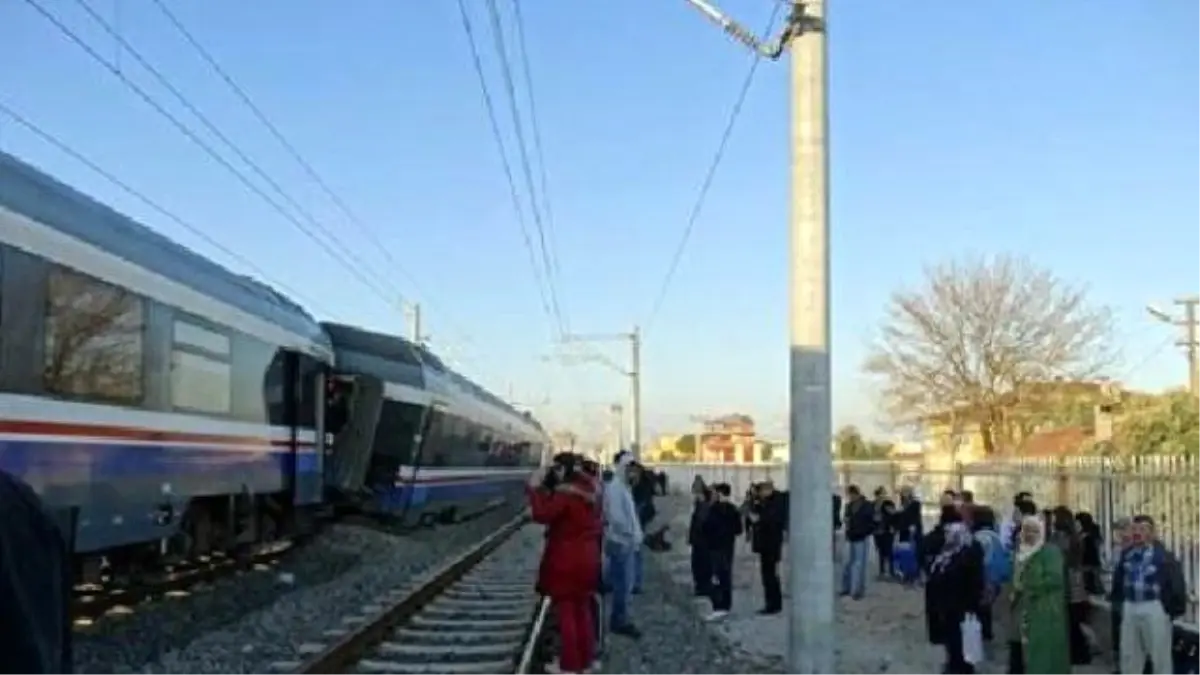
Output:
(527, 456), (602, 674)
(840, 485), (874, 600)
(1012, 515), (1071, 674)
(628, 462), (656, 595)
(895, 485), (923, 585)
(749, 481), (788, 615)
(1111, 515), (1187, 675)
(872, 487), (897, 580)
(701, 483), (742, 621)
(602, 451), (643, 638)
(926, 522), (985, 674)
(687, 480), (714, 598)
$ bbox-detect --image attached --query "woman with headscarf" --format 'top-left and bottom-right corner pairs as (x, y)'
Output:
(1050, 506), (1092, 666)
(1011, 515), (1070, 674)
(926, 521), (985, 674)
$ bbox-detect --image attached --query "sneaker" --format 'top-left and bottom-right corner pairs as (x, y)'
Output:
(704, 610), (729, 621)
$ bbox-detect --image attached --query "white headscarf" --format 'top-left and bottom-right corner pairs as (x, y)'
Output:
(1016, 515), (1046, 564)
(931, 522), (972, 573)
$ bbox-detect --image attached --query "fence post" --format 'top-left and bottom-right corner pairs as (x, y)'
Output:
(954, 461), (965, 493)
(1055, 455), (1070, 508)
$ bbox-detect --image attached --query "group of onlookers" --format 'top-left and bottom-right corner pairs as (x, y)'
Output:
(527, 450), (659, 674)
(687, 477), (790, 621)
(917, 488), (1189, 675)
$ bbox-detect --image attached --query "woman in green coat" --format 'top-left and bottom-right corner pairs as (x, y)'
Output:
(1013, 515), (1071, 673)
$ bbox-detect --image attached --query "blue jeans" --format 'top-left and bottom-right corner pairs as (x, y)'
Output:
(841, 539), (868, 599)
(605, 546), (635, 629)
(632, 547), (644, 592)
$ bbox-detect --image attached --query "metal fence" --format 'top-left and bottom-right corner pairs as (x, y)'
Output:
(651, 455), (1199, 622)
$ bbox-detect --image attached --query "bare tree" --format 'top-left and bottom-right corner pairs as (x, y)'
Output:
(864, 255), (1116, 454)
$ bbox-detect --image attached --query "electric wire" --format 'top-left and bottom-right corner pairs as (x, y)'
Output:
(145, 0), (440, 311)
(454, 0), (556, 328)
(23, 0), (397, 304)
(642, 2), (784, 334)
(0, 99), (332, 319)
(66, 0), (398, 302)
(482, 0), (565, 337)
(508, 0), (566, 327)
(145, 0), (487, 362)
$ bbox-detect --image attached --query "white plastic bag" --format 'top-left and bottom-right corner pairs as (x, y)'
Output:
(960, 613), (984, 665)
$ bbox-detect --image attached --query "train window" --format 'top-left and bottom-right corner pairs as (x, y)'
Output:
(230, 334), (280, 424)
(169, 349), (231, 414)
(169, 318), (232, 415)
(173, 320), (231, 357)
(43, 266), (145, 403)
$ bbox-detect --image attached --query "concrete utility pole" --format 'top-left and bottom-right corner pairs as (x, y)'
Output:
(1147, 296), (1200, 395)
(403, 301), (423, 345)
(559, 328), (644, 460)
(681, 1), (832, 672)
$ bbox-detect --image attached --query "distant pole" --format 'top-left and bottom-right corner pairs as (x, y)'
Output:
(406, 301), (423, 345)
(630, 325), (643, 460)
(1147, 296), (1200, 396)
(785, 0), (835, 672)
(1181, 297), (1199, 396)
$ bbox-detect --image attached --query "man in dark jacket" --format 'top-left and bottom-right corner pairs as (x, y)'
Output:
(840, 484), (874, 600)
(749, 481), (788, 615)
(628, 463), (656, 594)
(0, 470), (73, 673)
(687, 480), (713, 597)
(701, 483), (742, 620)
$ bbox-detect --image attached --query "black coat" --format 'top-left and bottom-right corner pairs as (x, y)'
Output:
(0, 470), (73, 673)
(925, 542), (985, 646)
(751, 491), (788, 557)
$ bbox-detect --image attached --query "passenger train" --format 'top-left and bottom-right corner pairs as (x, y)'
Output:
(0, 151), (547, 573)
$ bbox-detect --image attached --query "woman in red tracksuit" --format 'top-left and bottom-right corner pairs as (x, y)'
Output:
(527, 459), (602, 674)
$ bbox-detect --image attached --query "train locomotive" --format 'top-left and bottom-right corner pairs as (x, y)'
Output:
(0, 150), (548, 579)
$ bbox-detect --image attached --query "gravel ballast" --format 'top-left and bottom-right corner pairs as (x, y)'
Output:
(74, 504), (526, 673)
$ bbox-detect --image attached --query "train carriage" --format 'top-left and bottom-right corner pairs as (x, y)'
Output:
(321, 322), (546, 525)
(0, 151), (332, 562)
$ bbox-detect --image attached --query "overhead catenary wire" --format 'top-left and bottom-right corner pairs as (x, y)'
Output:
(508, 0), (566, 327)
(145, 0), (442, 313)
(144, 0), (497, 369)
(481, 0), (566, 337)
(61, 0), (399, 303)
(642, 2), (784, 334)
(455, 0), (557, 330)
(0, 99), (333, 319)
(22, 0), (398, 305)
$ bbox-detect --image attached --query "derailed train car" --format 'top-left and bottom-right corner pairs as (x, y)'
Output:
(0, 149), (549, 576)
(321, 322), (544, 526)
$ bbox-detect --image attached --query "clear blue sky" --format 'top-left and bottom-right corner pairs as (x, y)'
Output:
(3, 0), (1197, 442)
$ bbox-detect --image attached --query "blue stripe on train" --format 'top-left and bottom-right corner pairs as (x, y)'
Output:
(375, 475), (528, 513)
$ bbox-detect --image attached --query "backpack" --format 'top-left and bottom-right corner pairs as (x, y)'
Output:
(976, 529), (1012, 586)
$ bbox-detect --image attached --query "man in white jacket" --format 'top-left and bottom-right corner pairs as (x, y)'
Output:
(603, 451), (643, 638)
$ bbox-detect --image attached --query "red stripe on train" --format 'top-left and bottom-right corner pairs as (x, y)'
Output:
(0, 419), (315, 448)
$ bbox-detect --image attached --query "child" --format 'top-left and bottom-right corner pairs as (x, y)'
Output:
(701, 483), (743, 621)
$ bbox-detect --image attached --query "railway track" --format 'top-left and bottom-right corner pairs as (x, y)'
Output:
(277, 514), (551, 675)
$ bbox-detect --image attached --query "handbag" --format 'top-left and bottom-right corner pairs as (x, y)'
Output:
(961, 613), (984, 665)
